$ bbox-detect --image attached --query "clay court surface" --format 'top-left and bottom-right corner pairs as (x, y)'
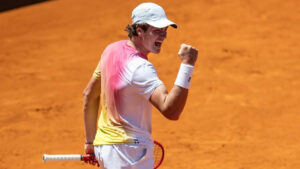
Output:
(1, 0), (300, 168)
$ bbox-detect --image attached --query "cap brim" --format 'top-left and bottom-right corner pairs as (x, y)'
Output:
(146, 19), (178, 29)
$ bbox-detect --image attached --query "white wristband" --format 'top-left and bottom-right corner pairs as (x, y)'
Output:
(174, 63), (194, 89)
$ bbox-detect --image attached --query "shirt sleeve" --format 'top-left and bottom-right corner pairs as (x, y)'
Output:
(92, 60), (101, 79)
(131, 61), (163, 100)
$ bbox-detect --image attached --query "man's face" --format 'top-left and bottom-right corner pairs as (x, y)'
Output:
(140, 26), (168, 54)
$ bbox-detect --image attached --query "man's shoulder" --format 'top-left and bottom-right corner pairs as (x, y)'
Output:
(106, 40), (127, 49)
(128, 56), (152, 69)
(127, 56), (158, 78)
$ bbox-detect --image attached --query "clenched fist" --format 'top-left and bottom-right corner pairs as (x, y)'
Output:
(178, 43), (198, 66)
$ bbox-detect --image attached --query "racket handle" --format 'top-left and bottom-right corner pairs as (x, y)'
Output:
(43, 154), (83, 162)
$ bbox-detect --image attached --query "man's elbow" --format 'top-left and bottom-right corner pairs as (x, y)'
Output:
(162, 109), (182, 121)
(167, 115), (180, 121)
(83, 88), (97, 102)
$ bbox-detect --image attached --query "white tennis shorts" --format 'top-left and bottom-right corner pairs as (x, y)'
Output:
(94, 144), (154, 169)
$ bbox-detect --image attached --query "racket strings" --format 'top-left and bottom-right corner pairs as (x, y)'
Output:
(153, 143), (164, 168)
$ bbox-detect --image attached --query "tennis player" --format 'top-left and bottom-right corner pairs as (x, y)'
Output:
(83, 2), (198, 169)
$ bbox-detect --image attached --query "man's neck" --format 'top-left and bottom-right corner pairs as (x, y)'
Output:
(127, 39), (149, 56)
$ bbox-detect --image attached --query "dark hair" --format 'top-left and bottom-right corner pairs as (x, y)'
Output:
(125, 23), (149, 38)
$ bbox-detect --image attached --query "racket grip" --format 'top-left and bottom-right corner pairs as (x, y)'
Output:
(43, 154), (83, 162)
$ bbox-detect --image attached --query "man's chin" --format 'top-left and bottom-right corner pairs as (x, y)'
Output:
(152, 48), (161, 54)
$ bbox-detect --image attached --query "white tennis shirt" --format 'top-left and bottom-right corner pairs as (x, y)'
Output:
(93, 40), (163, 146)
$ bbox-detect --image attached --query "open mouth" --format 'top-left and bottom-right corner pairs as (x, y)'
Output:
(154, 41), (162, 48)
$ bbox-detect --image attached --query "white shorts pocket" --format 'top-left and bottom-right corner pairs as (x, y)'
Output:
(113, 144), (147, 165)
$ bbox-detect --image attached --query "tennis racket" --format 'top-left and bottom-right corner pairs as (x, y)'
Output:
(43, 140), (165, 168)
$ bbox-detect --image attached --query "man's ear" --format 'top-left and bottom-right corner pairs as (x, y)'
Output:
(136, 27), (143, 36)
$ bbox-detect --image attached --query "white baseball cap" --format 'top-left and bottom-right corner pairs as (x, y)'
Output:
(131, 2), (177, 28)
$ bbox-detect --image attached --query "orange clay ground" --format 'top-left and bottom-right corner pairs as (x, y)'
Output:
(1, 0), (300, 169)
